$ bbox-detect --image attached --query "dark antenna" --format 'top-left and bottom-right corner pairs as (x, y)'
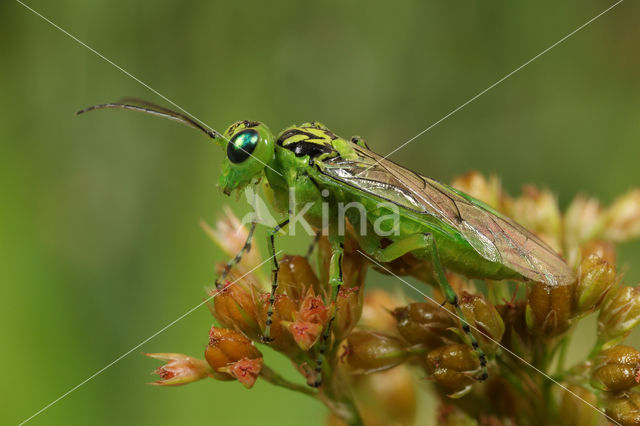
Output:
(77, 99), (222, 140)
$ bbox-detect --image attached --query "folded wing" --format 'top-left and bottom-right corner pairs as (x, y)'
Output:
(319, 145), (575, 287)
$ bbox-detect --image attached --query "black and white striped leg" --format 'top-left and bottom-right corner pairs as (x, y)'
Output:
(305, 230), (322, 260)
(262, 218), (290, 343)
(215, 219), (257, 289)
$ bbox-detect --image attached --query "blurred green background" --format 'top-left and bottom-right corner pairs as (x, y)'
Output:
(1, 0), (639, 425)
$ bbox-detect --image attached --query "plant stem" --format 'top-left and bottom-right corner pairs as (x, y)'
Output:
(260, 365), (318, 397)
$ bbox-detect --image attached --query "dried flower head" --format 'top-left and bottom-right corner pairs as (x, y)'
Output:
(145, 173), (640, 426)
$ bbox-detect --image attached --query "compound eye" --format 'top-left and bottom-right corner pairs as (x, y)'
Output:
(227, 129), (259, 163)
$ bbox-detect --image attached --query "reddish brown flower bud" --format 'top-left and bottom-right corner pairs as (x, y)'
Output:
(217, 358), (264, 389)
(211, 272), (262, 341)
(459, 292), (505, 355)
(264, 294), (301, 356)
(425, 344), (480, 397)
(525, 282), (573, 337)
(284, 320), (324, 351)
(606, 392), (640, 426)
(276, 255), (321, 301)
(334, 285), (363, 342)
(346, 330), (408, 374)
(582, 240), (616, 265)
(205, 327), (263, 388)
(297, 288), (330, 324)
(592, 345), (640, 392)
(145, 353), (211, 386)
(281, 288), (330, 351)
(558, 385), (599, 426)
(574, 253), (616, 314)
(392, 302), (456, 348)
(598, 286), (640, 347)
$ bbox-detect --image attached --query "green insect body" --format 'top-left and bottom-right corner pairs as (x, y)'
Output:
(78, 100), (576, 388)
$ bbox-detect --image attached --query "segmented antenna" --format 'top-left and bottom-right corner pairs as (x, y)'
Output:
(77, 99), (222, 140)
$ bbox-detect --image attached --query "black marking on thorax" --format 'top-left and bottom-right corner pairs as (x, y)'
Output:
(277, 128), (337, 160)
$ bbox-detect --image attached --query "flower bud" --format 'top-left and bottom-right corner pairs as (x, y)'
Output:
(205, 327), (263, 388)
(392, 302), (456, 348)
(574, 253), (616, 314)
(211, 272), (262, 341)
(276, 255), (320, 301)
(592, 345), (640, 392)
(145, 353), (211, 386)
(459, 292), (505, 355)
(346, 330), (408, 374)
(558, 385), (599, 426)
(603, 189), (640, 242)
(341, 236), (368, 290)
(451, 171), (502, 209)
(284, 320), (324, 351)
(598, 286), (640, 347)
(496, 301), (532, 352)
(425, 344), (480, 397)
(353, 366), (417, 426)
(360, 289), (402, 333)
(260, 293), (302, 356)
(508, 186), (562, 251)
(525, 282), (573, 336)
(564, 195), (604, 250)
(606, 392), (640, 426)
(334, 285), (363, 342)
(217, 358), (264, 389)
(282, 288), (330, 351)
(200, 207), (262, 273)
(297, 288), (330, 324)
(582, 240), (616, 265)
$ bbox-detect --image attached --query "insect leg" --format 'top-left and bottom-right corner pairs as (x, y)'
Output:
(312, 232), (344, 387)
(425, 235), (489, 382)
(214, 219), (258, 289)
(262, 218), (290, 342)
(372, 234), (488, 381)
(304, 230), (322, 260)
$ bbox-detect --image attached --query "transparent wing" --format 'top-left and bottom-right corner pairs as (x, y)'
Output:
(319, 145), (575, 286)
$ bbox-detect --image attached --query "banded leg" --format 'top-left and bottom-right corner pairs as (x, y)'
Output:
(262, 219), (290, 342)
(312, 233), (344, 387)
(372, 233), (488, 381)
(215, 219), (258, 289)
(304, 230), (322, 259)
